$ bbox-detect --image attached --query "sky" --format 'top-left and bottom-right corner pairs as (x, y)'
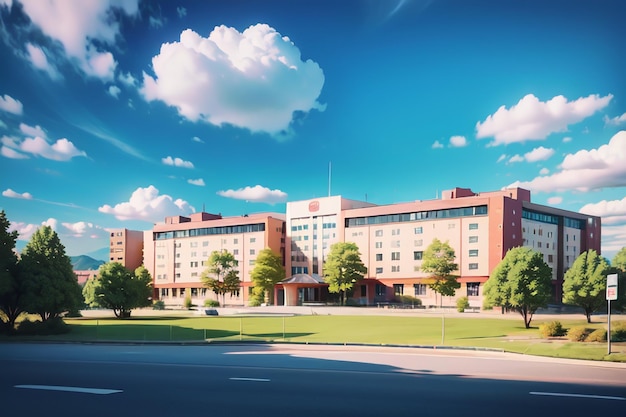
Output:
(0, 0), (625, 262)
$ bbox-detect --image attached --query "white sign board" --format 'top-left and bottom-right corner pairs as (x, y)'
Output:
(607, 273), (618, 301)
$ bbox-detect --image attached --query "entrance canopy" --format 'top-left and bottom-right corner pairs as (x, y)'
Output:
(281, 273), (325, 285)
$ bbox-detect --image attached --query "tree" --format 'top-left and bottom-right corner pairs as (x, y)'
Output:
(612, 247), (626, 272)
(0, 210), (23, 332)
(562, 250), (609, 323)
(483, 247), (552, 328)
(323, 242), (367, 305)
(201, 250), (240, 306)
(419, 238), (460, 306)
(83, 263), (152, 318)
(609, 247), (626, 312)
(250, 248), (285, 305)
(20, 226), (82, 322)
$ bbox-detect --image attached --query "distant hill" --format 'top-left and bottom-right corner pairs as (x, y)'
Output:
(70, 255), (105, 271)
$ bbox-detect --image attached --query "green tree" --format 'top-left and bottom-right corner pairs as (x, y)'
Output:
(562, 250), (609, 323)
(201, 250), (240, 306)
(0, 210), (24, 332)
(612, 247), (626, 272)
(250, 248), (285, 305)
(419, 238), (460, 306)
(83, 263), (152, 318)
(609, 248), (626, 312)
(323, 242), (367, 305)
(483, 247), (552, 328)
(20, 226), (82, 322)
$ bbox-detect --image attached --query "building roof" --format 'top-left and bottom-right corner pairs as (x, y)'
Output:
(281, 273), (325, 285)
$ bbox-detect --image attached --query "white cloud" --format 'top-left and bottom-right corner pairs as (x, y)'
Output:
(176, 6), (186, 18)
(1, 145), (28, 159)
(141, 24), (325, 136)
(539, 167), (549, 175)
(524, 146), (554, 163)
(508, 130), (626, 192)
(508, 155), (524, 163)
(18, 136), (87, 161)
(217, 185), (287, 204)
(107, 85), (121, 98)
(162, 156), (194, 168)
(601, 224), (626, 259)
(188, 178), (205, 186)
(449, 135), (467, 147)
(562, 136), (572, 143)
(476, 93), (612, 146)
(19, 0), (139, 80)
(9, 218), (57, 241)
(604, 112), (626, 126)
(191, 136), (204, 143)
(496, 154), (507, 163)
(579, 196), (626, 226)
(61, 221), (107, 238)
(25, 43), (60, 79)
(118, 71), (137, 87)
(98, 185), (194, 222)
(431, 140), (444, 149)
(2, 188), (33, 199)
(0, 94), (23, 115)
(20, 123), (46, 139)
(547, 196), (562, 205)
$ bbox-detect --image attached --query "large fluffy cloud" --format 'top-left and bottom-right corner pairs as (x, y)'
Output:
(508, 130), (626, 192)
(476, 94), (612, 145)
(162, 156), (194, 168)
(141, 24), (325, 136)
(217, 185), (287, 204)
(2, 188), (33, 199)
(61, 221), (108, 238)
(9, 218), (57, 241)
(0, 94), (23, 115)
(4, 136), (87, 161)
(18, 0), (139, 80)
(98, 185), (194, 222)
(579, 197), (626, 226)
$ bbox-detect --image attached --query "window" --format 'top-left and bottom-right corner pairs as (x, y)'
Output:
(469, 249), (478, 257)
(191, 288), (198, 297)
(413, 251), (423, 260)
(190, 261), (198, 267)
(250, 249), (255, 255)
(375, 230), (383, 237)
(414, 284), (427, 296)
(391, 240), (401, 248)
(392, 229), (400, 236)
(548, 254), (554, 263)
(414, 227), (423, 234)
(174, 263), (181, 268)
(414, 239), (423, 246)
(172, 289), (177, 297)
(190, 241), (198, 248)
(376, 284), (386, 296)
(469, 263), (478, 270)
(233, 238), (238, 244)
(392, 265), (400, 272)
(375, 242), (383, 248)
(467, 282), (479, 297)
(375, 267), (383, 274)
(469, 223), (478, 230)
(376, 254), (383, 261)
(233, 249), (239, 255)
(391, 252), (400, 260)
(469, 236), (478, 243)
(250, 237), (256, 243)
(393, 284), (404, 296)
(160, 288), (169, 297)
(448, 223), (455, 229)
(203, 241), (209, 247)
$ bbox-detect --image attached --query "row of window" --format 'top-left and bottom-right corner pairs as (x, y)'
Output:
(345, 205), (488, 227)
(154, 223), (265, 240)
(374, 263), (478, 274)
(523, 209), (585, 230)
(392, 282), (480, 297)
(373, 249), (479, 262)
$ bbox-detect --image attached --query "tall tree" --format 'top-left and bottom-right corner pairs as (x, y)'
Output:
(562, 250), (609, 323)
(201, 250), (240, 306)
(483, 247), (552, 328)
(83, 263), (152, 318)
(612, 247), (626, 272)
(250, 248), (285, 305)
(20, 226), (82, 322)
(0, 210), (23, 332)
(609, 247), (626, 312)
(419, 238), (460, 306)
(323, 242), (367, 305)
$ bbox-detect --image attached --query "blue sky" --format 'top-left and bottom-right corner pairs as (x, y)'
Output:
(1, 0), (625, 261)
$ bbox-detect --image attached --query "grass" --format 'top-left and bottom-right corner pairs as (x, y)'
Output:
(4, 313), (623, 362)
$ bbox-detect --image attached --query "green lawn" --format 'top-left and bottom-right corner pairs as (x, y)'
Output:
(17, 314), (617, 362)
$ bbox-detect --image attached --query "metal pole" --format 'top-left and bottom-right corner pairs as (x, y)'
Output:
(608, 299), (611, 355)
(283, 316), (285, 340)
(441, 308), (445, 345)
(240, 317), (243, 341)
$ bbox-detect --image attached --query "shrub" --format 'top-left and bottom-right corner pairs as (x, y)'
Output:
(567, 326), (592, 342)
(395, 295), (422, 306)
(183, 296), (193, 309)
(456, 296), (470, 312)
(539, 321), (566, 338)
(152, 300), (165, 310)
(586, 328), (607, 342)
(64, 308), (82, 318)
(204, 299), (220, 307)
(17, 317), (70, 335)
(611, 321), (626, 342)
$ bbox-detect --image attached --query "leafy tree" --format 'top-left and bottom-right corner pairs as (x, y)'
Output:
(419, 238), (460, 306)
(0, 210), (23, 332)
(608, 249), (626, 312)
(612, 247), (626, 272)
(201, 250), (240, 306)
(483, 247), (552, 328)
(562, 250), (609, 323)
(20, 226), (82, 322)
(323, 242), (367, 305)
(250, 248), (285, 305)
(83, 263), (152, 318)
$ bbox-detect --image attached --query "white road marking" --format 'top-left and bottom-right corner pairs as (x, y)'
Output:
(15, 385), (122, 395)
(530, 392), (625, 401)
(229, 377), (270, 382)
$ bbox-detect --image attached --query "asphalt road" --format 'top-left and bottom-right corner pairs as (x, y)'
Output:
(1, 343), (624, 417)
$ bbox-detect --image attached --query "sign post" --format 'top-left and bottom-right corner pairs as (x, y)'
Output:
(606, 274), (618, 355)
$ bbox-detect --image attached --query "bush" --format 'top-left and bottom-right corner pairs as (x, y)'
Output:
(456, 296), (470, 312)
(539, 321), (566, 338)
(64, 308), (82, 318)
(153, 300), (165, 310)
(395, 295), (422, 306)
(204, 299), (220, 307)
(586, 328), (607, 342)
(567, 326), (592, 342)
(611, 321), (626, 342)
(183, 296), (193, 310)
(17, 317), (71, 335)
